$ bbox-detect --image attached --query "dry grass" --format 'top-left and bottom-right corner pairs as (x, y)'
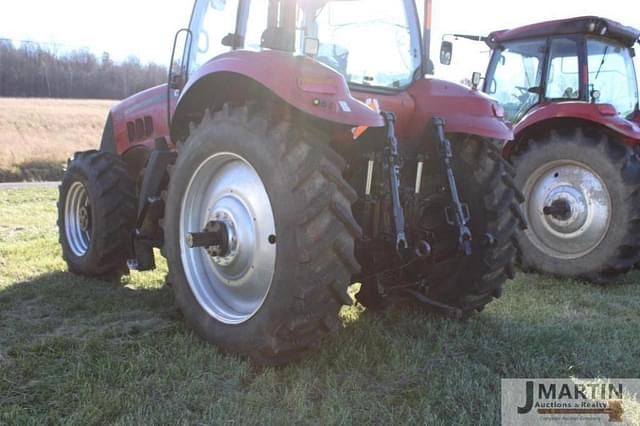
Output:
(0, 98), (116, 182)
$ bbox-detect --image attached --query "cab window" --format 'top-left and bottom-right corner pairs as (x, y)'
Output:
(300, 0), (421, 89)
(189, 0), (240, 75)
(587, 39), (639, 118)
(546, 37), (580, 100)
(489, 39), (545, 123)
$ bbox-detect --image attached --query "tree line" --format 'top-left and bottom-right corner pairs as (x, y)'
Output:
(0, 41), (168, 100)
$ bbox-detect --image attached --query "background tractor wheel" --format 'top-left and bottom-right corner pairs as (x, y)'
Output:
(425, 138), (526, 315)
(511, 126), (640, 283)
(163, 103), (361, 365)
(57, 150), (136, 279)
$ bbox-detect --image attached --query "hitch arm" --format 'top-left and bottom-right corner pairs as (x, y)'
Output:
(432, 117), (473, 256)
(381, 112), (408, 255)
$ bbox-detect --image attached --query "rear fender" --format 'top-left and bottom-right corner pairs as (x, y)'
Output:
(171, 50), (383, 141)
(504, 103), (640, 157)
(406, 78), (513, 142)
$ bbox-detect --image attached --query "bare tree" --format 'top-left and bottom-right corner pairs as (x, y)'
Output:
(0, 42), (167, 99)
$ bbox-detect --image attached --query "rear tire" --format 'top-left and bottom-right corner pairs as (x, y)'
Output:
(57, 150), (136, 279)
(425, 138), (526, 314)
(511, 126), (640, 283)
(163, 104), (361, 365)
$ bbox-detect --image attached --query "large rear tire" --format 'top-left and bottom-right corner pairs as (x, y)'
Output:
(425, 138), (526, 314)
(57, 150), (137, 279)
(163, 104), (361, 365)
(511, 126), (640, 283)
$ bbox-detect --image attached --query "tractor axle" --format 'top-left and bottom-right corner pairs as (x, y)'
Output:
(543, 199), (572, 221)
(187, 221), (230, 257)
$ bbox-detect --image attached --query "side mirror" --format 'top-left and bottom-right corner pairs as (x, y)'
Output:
(169, 28), (193, 91)
(167, 28), (193, 126)
(440, 41), (453, 65)
(303, 37), (320, 57)
(170, 72), (185, 90)
(471, 72), (482, 90)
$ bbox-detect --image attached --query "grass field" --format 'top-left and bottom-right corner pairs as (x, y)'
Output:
(0, 98), (116, 182)
(1, 188), (640, 425)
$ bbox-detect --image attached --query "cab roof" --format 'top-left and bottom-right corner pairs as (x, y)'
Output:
(487, 16), (640, 48)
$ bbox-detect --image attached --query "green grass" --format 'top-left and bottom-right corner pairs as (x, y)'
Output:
(1, 188), (640, 425)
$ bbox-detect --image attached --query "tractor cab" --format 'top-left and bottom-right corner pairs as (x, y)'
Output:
(441, 17), (640, 125)
(183, 0), (423, 91)
(485, 17), (640, 124)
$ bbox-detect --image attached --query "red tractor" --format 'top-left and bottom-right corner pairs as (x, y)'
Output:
(442, 17), (640, 283)
(57, 0), (524, 365)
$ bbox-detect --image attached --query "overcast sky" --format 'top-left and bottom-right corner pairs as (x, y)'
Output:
(1, 0), (638, 80)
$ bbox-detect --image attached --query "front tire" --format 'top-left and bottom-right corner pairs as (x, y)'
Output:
(511, 126), (640, 283)
(163, 104), (361, 365)
(57, 150), (136, 279)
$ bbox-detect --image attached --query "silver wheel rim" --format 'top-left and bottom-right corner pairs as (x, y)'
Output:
(65, 181), (91, 257)
(180, 152), (277, 325)
(523, 159), (612, 259)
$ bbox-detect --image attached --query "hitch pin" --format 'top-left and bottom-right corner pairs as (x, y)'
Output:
(365, 154), (375, 196)
(415, 156), (424, 194)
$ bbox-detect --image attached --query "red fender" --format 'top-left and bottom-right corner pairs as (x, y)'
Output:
(173, 50), (384, 133)
(406, 78), (513, 142)
(503, 102), (640, 156)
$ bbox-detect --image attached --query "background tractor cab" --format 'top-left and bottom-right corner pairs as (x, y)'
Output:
(441, 17), (640, 284)
(485, 17), (640, 134)
(440, 16), (640, 140)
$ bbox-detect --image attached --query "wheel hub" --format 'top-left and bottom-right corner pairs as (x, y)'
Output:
(64, 181), (92, 257)
(523, 160), (611, 259)
(180, 153), (276, 324)
(209, 211), (239, 267)
(541, 187), (588, 233)
(79, 206), (91, 232)
(543, 198), (572, 221)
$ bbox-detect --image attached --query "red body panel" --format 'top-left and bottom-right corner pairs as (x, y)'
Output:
(503, 102), (640, 156)
(110, 52), (511, 156)
(110, 84), (175, 155)
(180, 50), (384, 128)
(351, 90), (416, 140)
(351, 79), (512, 142)
(405, 78), (512, 141)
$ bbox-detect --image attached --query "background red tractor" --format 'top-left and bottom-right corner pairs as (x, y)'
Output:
(57, 0), (524, 365)
(442, 16), (640, 283)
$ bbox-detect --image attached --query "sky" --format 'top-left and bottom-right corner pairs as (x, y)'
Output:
(425, 0), (640, 82)
(0, 0), (639, 81)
